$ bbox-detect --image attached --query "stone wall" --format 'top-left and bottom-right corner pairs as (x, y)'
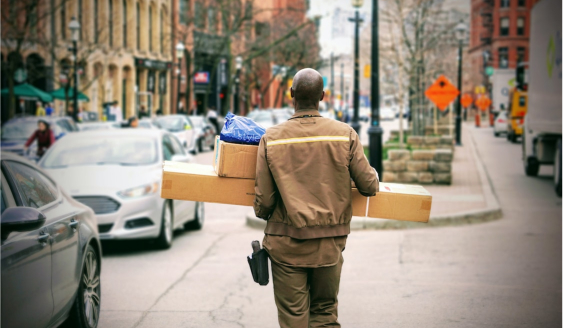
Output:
(382, 136), (454, 185)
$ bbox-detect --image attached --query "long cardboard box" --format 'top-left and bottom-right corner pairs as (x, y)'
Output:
(213, 136), (258, 179)
(161, 161), (431, 222)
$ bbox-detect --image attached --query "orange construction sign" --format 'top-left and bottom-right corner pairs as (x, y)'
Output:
(475, 96), (491, 111)
(424, 75), (460, 111)
(461, 94), (473, 108)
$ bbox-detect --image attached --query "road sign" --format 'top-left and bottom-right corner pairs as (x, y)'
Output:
(461, 94), (473, 108)
(364, 65), (371, 78)
(476, 96), (491, 111)
(485, 66), (494, 76)
(424, 75), (460, 111)
(194, 72), (209, 84)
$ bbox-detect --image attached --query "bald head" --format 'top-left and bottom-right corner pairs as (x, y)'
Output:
(291, 68), (324, 110)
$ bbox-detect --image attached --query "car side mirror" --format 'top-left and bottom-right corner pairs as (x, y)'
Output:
(1, 207), (46, 239)
(171, 154), (192, 163)
(184, 123), (192, 130)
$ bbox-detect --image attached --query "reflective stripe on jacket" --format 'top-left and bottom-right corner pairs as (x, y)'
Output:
(254, 109), (379, 239)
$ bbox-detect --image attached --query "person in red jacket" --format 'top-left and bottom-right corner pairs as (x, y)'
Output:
(23, 120), (56, 158)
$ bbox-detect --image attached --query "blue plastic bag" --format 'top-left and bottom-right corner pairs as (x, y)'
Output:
(220, 112), (266, 145)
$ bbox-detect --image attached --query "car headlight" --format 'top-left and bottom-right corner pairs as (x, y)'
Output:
(118, 182), (159, 199)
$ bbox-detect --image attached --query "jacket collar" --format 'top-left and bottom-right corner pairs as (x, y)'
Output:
(291, 109), (321, 118)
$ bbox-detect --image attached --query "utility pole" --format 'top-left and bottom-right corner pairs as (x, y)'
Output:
(367, 0), (383, 175)
(348, 6), (363, 134)
(330, 53), (334, 110)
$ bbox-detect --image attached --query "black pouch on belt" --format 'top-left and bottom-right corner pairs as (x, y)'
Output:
(247, 241), (269, 286)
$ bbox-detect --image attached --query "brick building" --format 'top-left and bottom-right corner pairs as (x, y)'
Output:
(468, 0), (539, 91)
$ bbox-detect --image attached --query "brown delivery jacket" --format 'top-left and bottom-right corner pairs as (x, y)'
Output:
(254, 109), (379, 239)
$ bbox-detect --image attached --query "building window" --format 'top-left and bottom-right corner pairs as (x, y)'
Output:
(194, 2), (203, 29)
(160, 9), (164, 52)
(517, 17), (525, 35)
(499, 47), (509, 68)
(149, 7), (153, 51)
(517, 0), (525, 6)
(136, 3), (140, 49)
(500, 17), (509, 36)
(94, 0), (98, 42)
(109, 0), (113, 46)
(61, 0), (66, 39)
(500, 0), (509, 7)
(207, 8), (215, 32)
(180, 0), (188, 25)
(123, 0), (127, 47)
(517, 47), (526, 63)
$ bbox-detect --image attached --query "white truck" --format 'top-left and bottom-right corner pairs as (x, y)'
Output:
(522, 0), (562, 196)
(491, 69), (514, 113)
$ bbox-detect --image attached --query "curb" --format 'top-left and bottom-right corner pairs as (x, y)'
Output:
(246, 124), (502, 230)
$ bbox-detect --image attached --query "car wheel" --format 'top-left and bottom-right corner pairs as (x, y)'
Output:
(155, 201), (173, 249)
(184, 202), (204, 230)
(66, 245), (101, 328)
(524, 157), (540, 177)
(494, 131), (499, 137)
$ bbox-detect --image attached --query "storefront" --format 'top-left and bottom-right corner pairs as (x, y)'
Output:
(134, 57), (172, 115)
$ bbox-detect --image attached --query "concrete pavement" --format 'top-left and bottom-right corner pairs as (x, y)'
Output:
(98, 123), (561, 328)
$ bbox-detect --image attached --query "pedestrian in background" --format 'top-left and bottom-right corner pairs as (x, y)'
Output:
(254, 68), (379, 328)
(138, 106), (149, 119)
(110, 101), (123, 122)
(126, 116), (139, 128)
(23, 119), (55, 158)
(35, 102), (46, 116)
(206, 106), (219, 135)
(45, 103), (54, 116)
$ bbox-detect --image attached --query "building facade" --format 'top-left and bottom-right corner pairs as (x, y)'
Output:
(468, 0), (539, 91)
(1, 0), (173, 120)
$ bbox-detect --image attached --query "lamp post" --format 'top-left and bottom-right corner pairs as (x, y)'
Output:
(69, 17), (80, 122)
(348, 0), (363, 134)
(176, 42), (185, 114)
(367, 0), (383, 175)
(454, 22), (467, 146)
(234, 56), (242, 115)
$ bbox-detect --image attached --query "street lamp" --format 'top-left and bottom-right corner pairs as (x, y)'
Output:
(69, 17), (80, 122)
(454, 22), (467, 146)
(367, 0), (383, 176)
(234, 56), (242, 115)
(348, 0), (363, 135)
(176, 42), (185, 114)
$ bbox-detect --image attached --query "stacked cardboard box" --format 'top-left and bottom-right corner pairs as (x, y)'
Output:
(161, 160), (432, 223)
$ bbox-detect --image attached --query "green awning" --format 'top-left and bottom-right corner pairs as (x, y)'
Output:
(1, 83), (53, 102)
(50, 88), (90, 101)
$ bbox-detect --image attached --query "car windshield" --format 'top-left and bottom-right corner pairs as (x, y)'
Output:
(41, 135), (158, 168)
(155, 117), (185, 132)
(1, 121), (40, 140)
(253, 112), (272, 123)
(189, 116), (204, 128)
(80, 123), (112, 131)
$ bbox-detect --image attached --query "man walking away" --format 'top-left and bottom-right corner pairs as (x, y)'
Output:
(254, 68), (379, 328)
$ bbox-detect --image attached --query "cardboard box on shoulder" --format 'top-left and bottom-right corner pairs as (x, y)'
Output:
(161, 162), (432, 223)
(213, 136), (258, 179)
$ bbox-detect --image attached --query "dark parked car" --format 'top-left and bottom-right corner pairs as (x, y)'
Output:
(1, 152), (102, 328)
(1, 116), (78, 161)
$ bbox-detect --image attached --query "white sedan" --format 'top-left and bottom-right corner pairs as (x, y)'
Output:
(380, 107), (396, 121)
(155, 115), (198, 154)
(494, 111), (508, 137)
(39, 129), (203, 249)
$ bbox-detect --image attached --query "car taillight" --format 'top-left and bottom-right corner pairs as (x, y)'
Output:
(498, 119), (505, 123)
(519, 119), (524, 124)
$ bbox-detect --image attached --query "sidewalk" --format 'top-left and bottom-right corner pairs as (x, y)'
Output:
(247, 122), (502, 229)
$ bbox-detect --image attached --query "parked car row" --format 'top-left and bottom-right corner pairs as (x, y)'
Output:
(0, 114), (214, 327)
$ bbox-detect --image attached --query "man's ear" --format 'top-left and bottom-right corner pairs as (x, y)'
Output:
(320, 90), (325, 101)
(290, 87), (295, 99)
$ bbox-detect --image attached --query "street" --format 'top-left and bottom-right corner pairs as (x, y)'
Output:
(98, 121), (561, 328)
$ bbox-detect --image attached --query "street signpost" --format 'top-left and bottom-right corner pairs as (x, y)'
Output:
(424, 75), (460, 111)
(461, 94), (473, 108)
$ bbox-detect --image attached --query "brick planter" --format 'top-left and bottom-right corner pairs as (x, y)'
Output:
(382, 135), (454, 185)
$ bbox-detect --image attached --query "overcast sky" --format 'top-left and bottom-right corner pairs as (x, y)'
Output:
(308, 0), (374, 58)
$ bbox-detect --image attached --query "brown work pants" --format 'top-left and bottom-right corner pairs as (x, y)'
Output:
(271, 256), (343, 328)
